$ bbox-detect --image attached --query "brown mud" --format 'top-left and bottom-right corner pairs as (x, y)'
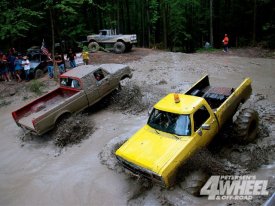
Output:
(0, 48), (274, 206)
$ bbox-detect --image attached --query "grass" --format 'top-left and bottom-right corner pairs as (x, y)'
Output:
(28, 80), (44, 95)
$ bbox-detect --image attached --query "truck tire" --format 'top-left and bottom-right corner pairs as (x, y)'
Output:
(114, 42), (126, 54)
(35, 69), (44, 79)
(180, 170), (209, 196)
(234, 108), (259, 144)
(88, 42), (100, 52)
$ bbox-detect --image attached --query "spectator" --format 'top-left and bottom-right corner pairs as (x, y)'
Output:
(0, 52), (11, 82)
(81, 46), (90, 65)
(55, 53), (65, 74)
(22, 56), (30, 81)
(14, 54), (23, 82)
(7, 52), (16, 80)
(47, 53), (54, 79)
(67, 48), (76, 68)
(222, 34), (229, 52)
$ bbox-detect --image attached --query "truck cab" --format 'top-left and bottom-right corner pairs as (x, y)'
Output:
(116, 94), (218, 186)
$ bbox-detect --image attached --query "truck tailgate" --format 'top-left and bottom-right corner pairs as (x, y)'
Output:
(12, 88), (79, 132)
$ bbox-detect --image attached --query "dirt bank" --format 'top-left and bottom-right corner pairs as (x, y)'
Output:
(0, 48), (274, 206)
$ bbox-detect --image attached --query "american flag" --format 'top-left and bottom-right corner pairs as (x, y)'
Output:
(41, 39), (49, 56)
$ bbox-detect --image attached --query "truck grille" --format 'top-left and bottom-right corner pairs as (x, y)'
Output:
(116, 156), (164, 184)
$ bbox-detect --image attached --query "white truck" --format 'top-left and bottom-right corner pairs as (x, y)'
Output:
(87, 29), (137, 54)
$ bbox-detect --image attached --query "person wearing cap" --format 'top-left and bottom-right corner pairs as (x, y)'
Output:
(222, 34), (229, 52)
(22, 56), (30, 81)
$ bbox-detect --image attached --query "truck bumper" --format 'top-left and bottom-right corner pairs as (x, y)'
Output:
(116, 156), (166, 187)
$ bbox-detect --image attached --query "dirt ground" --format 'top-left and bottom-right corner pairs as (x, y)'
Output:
(0, 47), (274, 206)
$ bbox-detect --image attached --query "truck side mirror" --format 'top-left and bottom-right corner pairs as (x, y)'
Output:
(197, 128), (203, 136)
(148, 107), (153, 116)
(201, 124), (210, 130)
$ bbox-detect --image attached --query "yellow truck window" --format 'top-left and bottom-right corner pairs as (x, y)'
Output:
(147, 109), (191, 136)
(193, 106), (210, 131)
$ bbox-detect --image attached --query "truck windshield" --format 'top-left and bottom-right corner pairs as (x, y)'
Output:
(147, 109), (191, 136)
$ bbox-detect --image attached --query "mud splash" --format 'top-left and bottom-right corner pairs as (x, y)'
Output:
(20, 113), (95, 148)
(108, 82), (164, 114)
(54, 113), (95, 147)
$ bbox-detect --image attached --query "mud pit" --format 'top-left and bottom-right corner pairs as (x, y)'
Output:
(0, 48), (274, 206)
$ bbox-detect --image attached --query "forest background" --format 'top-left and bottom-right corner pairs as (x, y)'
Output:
(0, 0), (274, 53)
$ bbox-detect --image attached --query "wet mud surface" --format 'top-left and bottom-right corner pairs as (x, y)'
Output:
(0, 48), (274, 206)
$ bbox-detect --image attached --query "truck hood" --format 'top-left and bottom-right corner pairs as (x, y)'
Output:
(116, 125), (190, 174)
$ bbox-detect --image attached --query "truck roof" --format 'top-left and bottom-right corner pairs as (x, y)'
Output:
(154, 93), (204, 114)
(61, 65), (100, 79)
(61, 64), (128, 79)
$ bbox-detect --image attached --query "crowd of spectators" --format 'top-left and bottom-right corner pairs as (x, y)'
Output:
(0, 47), (90, 83)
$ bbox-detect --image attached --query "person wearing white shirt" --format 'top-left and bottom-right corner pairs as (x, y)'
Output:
(22, 56), (30, 81)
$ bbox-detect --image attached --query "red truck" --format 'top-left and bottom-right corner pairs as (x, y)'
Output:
(12, 64), (132, 135)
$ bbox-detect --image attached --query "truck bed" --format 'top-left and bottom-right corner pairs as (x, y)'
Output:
(185, 75), (235, 109)
(12, 88), (79, 130)
(185, 75), (252, 126)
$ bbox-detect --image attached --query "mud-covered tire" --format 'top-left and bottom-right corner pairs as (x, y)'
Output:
(114, 42), (126, 54)
(180, 170), (209, 196)
(234, 108), (259, 144)
(88, 42), (100, 52)
(35, 69), (43, 79)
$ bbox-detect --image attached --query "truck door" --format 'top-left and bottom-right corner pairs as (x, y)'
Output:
(93, 69), (112, 96)
(192, 105), (218, 147)
(82, 75), (100, 105)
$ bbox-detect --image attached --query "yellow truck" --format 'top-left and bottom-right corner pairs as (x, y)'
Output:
(115, 75), (258, 187)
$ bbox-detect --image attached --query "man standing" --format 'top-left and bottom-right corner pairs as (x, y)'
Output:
(55, 53), (65, 74)
(67, 48), (76, 68)
(22, 56), (30, 81)
(81, 46), (90, 65)
(222, 34), (229, 52)
(46, 53), (54, 79)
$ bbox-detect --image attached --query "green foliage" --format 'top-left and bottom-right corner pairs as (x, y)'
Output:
(28, 80), (44, 95)
(0, 0), (275, 51)
(0, 1), (42, 40)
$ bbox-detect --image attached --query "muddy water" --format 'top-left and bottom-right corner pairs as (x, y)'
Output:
(0, 106), (147, 205)
(0, 51), (274, 206)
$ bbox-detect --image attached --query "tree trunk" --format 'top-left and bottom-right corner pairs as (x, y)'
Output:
(161, 0), (167, 49)
(253, 0), (257, 46)
(147, 0), (150, 48)
(49, 8), (57, 79)
(210, 0), (214, 47)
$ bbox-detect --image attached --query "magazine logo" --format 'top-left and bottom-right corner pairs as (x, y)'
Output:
(200, 175), (269, 200)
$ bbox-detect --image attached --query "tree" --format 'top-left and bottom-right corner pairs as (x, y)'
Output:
(0, 1), (42, 46)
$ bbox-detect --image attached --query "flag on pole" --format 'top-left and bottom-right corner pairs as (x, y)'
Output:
(41, 39), (49, 56)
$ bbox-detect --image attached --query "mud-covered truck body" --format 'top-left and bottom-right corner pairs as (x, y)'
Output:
(12, 64), (132, 135)
(116, 75), (256, 187)
(87, 29), (137, 54)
